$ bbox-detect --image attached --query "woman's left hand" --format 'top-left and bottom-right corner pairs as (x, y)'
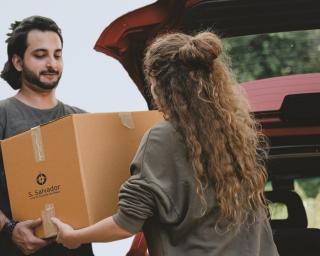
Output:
(51, 217), (81, 249)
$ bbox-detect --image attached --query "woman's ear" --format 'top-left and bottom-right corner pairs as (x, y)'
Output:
(12, 54), (23, 72)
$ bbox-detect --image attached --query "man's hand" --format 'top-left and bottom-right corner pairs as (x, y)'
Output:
(12, 218), (48, 255)
(0, 211), (9, 230)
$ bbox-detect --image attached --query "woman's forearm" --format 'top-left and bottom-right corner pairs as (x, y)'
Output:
(72, 216), (133, 244)
(52, 216), (134, 249)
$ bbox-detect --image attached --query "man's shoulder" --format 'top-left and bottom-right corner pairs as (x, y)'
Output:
(0, 97), (13, 107)
(0, 98), (14, 133)
(59, 101), (86, 114)
(0, 97), (15, 111)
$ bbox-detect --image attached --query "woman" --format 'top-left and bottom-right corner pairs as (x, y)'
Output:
(52, 31), (279, 256)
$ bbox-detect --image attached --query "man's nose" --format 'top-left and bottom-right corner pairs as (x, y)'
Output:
(46, 56), (59, 69)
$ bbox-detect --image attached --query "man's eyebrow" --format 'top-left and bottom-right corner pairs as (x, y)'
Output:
(32, 48), (62, 53)
(32, 48), (47, 53)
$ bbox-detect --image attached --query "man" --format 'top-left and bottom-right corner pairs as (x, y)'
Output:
(0, 16), (94, 256)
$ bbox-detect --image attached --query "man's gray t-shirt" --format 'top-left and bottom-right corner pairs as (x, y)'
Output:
(0, 97), (93, 256)
(0, 97), (85, 139)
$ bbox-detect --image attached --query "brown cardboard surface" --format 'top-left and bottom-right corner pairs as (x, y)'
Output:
(1, 111), (163, 238)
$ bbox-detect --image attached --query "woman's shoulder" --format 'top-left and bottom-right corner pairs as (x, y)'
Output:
(143, 121), (182, 152)
(150, 120), (176, 135)
(147, 121), (178, 142)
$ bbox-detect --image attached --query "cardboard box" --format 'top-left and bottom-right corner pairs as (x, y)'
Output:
(0, 111), (163, 238)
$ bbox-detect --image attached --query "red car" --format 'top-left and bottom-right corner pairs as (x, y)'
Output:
(95, 1), (320, 255)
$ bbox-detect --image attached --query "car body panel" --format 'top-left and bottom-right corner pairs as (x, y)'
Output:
(242, 73), (320, 113)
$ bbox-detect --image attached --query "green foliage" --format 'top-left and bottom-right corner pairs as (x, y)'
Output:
(264, 181), (272, 191)
(224, 30), (320, 83)
(269, 203), (288, 220)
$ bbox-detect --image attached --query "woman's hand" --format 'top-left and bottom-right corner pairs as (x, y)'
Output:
(51, 217), (81, 249)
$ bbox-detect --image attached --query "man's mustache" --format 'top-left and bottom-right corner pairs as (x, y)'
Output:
(40, 69), (59, 75)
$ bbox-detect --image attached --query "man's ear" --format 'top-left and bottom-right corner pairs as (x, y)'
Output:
(12, 54), (23, 72)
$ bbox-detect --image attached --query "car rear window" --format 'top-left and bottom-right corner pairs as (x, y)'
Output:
(224, 29), (320, 83)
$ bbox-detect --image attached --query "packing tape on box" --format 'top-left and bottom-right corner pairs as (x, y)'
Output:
(41, 203), (57, 238)
(31, 126), (45, 162)
(119, 112), (135, 129)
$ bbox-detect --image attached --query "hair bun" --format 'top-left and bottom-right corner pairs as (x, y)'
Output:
(194, 32), (222, 57)
(176, 32), (222, 71)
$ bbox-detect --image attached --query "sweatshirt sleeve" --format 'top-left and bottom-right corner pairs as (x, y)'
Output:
(113, 122), (180, 234)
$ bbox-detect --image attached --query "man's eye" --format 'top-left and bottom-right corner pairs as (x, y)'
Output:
(34, 54), (45, 58)
(55, 52), (62, 58)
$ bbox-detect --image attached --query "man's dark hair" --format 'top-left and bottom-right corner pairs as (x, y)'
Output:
(0, 16), (63, 90)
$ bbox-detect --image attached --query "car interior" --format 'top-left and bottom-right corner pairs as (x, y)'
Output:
(264, 92), (320, 255)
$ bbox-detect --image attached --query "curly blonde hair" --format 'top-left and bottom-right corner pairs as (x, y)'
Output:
(144, 31), (268, 231)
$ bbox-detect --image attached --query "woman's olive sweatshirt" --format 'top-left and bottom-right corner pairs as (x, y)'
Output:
(113, 121), (279, 256)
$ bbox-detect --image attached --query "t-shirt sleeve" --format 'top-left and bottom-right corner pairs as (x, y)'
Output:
(0, 104), (6, 139)
(113, 123), (180, 234)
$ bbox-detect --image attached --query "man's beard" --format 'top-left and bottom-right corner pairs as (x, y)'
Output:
(21, 65), (62, 91)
